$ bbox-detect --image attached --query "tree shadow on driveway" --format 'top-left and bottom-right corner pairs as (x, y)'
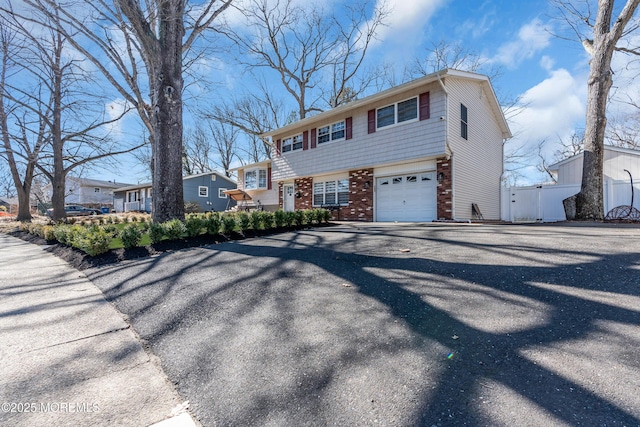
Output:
(87, 224), (640, 426)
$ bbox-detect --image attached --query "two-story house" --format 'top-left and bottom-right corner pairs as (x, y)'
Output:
(233, 69), (511, 222)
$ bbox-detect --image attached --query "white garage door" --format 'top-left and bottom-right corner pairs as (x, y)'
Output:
(376, 172), (437, 221)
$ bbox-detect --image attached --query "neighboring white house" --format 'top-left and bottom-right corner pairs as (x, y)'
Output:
(232, 69), (512, 222)
(549, 145), (640, 185)
(45, 177), (132, 207)
(502, 146), (640, 222)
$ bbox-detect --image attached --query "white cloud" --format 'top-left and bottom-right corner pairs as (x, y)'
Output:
(493, 18), (552, 68)
(368, 0), (448, 47)
(506, 68), (586, 183)
(539, 55), (555, 71)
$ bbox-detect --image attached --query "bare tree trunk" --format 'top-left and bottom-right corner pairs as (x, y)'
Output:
(559, 0), (640, 220)
(148, 0), (185, 223)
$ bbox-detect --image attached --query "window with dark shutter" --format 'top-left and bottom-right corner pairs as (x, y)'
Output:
(419, 92), (430, 120)
(345, 117), (353, 140)
(368, 109), (376, 134)
(461, 104), (468, 140)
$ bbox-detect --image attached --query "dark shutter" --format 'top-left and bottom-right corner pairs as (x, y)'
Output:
(310, 128), (317, 148)
(303, 131), (309, 150)
(267, 167), (272, 190)
(275, 139), (281, 156)
(367, 109), (376, 134)
(345, 117), (353, 140)
(419, 92), (430, 120)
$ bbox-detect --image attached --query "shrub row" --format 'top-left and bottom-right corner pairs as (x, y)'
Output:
(21, 209), (332, 256)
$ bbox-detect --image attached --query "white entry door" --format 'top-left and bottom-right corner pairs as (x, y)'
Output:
(376, 172), (437, 221)
(283, 184), (295, 212)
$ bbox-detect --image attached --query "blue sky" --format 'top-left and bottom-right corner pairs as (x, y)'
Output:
(97, 0), (636, 186)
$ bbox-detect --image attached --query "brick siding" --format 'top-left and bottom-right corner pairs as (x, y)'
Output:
(437, 158), (453, 220)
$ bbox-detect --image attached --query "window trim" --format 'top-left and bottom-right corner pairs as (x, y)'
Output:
(218, 188), (228, 199)
(244, 168), (268, 190)
(317, 120), (346, 145)
(281, 133), (304, 153)
(376, 96), (419, 130)
(198, 186), (209, 198)
(313, 178), (350, 207)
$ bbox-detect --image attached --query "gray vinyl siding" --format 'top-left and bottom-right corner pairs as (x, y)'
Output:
(183, 173), (237, 212)
(272, 83), (447, 181)
(446, 77), (504, 220)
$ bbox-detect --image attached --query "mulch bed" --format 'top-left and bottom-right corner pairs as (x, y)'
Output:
(8, 225), (331, 270)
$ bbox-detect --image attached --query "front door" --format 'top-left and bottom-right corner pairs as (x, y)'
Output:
(283, 184), (295, 212)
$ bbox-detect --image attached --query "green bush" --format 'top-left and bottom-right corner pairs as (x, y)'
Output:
(163, 219), (186, 240)
(220, 214), (236, 235)
(27, 223), (43, 237)
(138, 221), (150, 233)
(284, 210), (296, 227)
(105, 216), (113, 224)
(294, 210), (305, 226)
(120, 224), (143, 249)
(261, 211), (274, 230)
(236, 212), (250, 232)
(149, 222), (164, 244)
(53, 224), (70, 245)
(204, 212), (221, 235)
(321, 208), (332, 223)
(42, 225), (56, 241)
(274, 209), (286, 228)
(75, 226), (110, 256)
(131, 216), (138, 222)
(249, 210), (263, 230)
(185, 214), (205, 237)
(304, 209), (317, 225)
(113, 216), (121, 224)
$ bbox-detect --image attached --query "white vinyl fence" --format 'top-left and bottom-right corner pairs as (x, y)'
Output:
(502, 179), (640, 222)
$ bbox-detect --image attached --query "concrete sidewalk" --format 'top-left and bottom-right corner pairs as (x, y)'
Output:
(0, 233), (196, 427)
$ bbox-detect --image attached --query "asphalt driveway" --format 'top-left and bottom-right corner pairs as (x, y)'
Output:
(86, 222), (640, 426)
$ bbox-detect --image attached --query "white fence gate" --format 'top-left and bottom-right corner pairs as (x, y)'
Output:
(502, 180), (640, 222)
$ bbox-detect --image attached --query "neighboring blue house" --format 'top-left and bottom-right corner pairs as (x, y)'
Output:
(113, 171), (237, 213)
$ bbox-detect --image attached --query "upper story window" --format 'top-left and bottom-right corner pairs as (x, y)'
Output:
(318, 121), (345, 144)
(198, 186), (208, 197)
(461, 104), (468, 140)
(282, 134), (303, 153)
(245, 169), (268, 190)
(377, 97), (418, 129)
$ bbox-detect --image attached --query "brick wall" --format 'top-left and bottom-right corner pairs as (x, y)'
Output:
(437, 158), (453, 220)
(341, 168), (374, 221)
(294, 177), (313, 210)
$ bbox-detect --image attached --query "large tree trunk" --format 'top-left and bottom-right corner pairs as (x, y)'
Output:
(563, 0), (640, 221)
(50, 30), (66, 222)
(151, 0), (185, 223)
(566, 48), (612, 220)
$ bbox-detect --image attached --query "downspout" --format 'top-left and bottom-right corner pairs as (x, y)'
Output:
(436, 72), (457, 220)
